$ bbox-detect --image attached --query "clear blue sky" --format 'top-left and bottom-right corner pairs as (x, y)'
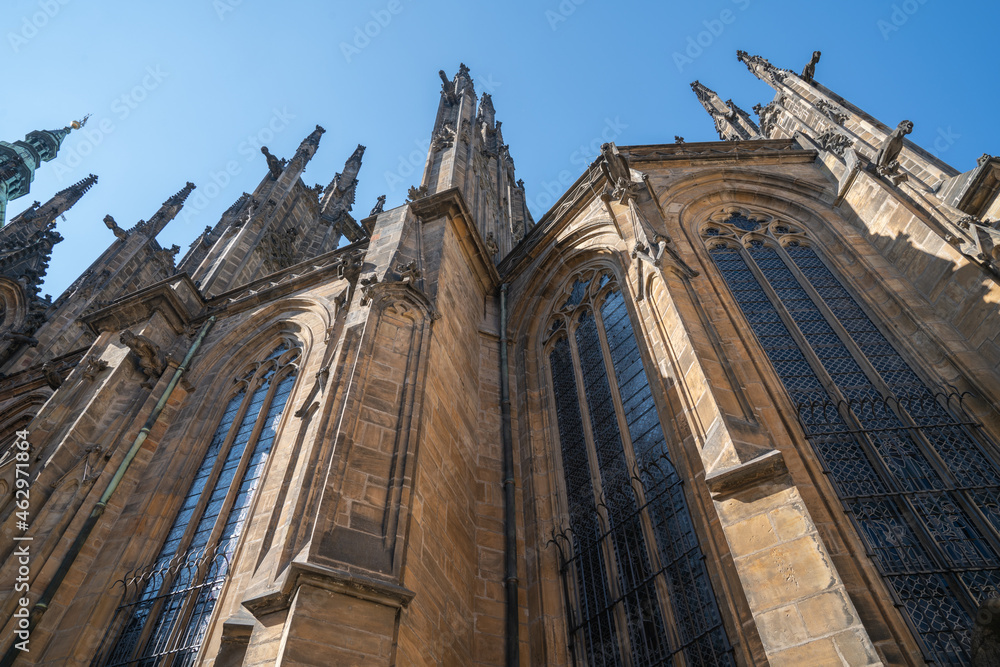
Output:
(6, 0), (997, 296)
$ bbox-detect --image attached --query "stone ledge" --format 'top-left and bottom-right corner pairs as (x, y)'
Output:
(705, 448), (787, 498)
(241, 559), (415, 619)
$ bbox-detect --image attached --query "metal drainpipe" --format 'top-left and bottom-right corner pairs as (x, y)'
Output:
(0, 316), (216, 667)
(499, 285), (520, 667)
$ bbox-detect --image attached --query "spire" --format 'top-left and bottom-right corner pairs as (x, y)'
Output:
(736, 50), (790, 88)
(289, 125), (325, 169)
(0, 116), (89, 224)
(320, 144), (365, 225)
(7, 174), (98, 230)
(132, 181), (196, 238)
(690, 80), (761, 141)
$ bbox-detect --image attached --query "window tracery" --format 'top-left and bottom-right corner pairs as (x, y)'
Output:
(546, 269), (733, 666)
(703, 210), (1000, 663)
(100, 340), (299, 666)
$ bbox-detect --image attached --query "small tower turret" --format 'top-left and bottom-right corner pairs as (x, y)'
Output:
(0, 117), (89, 224)
(690, 80), (761, 141)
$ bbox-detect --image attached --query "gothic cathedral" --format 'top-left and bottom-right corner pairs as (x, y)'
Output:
(1, 51), (999, 666)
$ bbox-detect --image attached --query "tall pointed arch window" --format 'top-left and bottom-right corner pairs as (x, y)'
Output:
(100, 341), (299, 666)
(546, 269), (734, 666)
(704, 212), (1000, 663)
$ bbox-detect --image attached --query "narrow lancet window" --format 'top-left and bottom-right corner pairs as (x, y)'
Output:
(704, 212), (1000, 663)
(101, 342), (298, 666)
(547, 271), (733, 666)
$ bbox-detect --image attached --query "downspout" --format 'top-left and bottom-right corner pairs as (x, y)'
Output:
(0, 316), (216, 667)
(499, 285), (520, 667)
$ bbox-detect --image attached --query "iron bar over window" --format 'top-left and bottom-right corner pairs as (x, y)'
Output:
(705, 212), (1000, 664)
(546, 270), (734, 667)
(99, 342), (298, 666)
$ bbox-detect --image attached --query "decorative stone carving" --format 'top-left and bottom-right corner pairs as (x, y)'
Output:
(81, 355), (109, 381)
(370, 195), (386, 217)
(815, 99), (848, 125)
(359, 274), (379, 306)
(816, 127), (854, 156)
(1, 330), (39, 347)
(407, 185), (428, 202)
(200, 225), (216, 247)
(979, 153), (994, 167)
(261, 146), (283, 179)
(431, 123), (456, 151)
(258, 227), (298, 274)
(736, 50), (789, 85)
(874, 120), (914, 177)
(41, 361), (62, 389)
(753, 97), (784, 139)
(120, 330), (166, 388)
(801, 51), (821, 83)
(485, 232), (499, 257)
(103, 214), (127, 241)
(395, 261), (422, 285)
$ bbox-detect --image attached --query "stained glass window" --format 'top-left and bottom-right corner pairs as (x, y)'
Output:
(704, 213), (1000, 663)
(547, 272), (734, 666)
(101, 342), (298, 666)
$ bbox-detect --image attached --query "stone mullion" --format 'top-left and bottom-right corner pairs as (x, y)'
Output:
(122, 379), (256, 664)
(737, 241), (979, 625)
(591, 286), (687, 666)
(775, 241), (1000, 558)
(539, 331), (589, 655)
(167, 362), (296, 662)
(139, 363), (282, 662)
(564, 311), (636, 667)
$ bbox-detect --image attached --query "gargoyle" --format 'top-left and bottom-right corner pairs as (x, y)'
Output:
(104, 214), (128, 241)
(120, 330), (166, 388)
(874, 120), (914, 177)
(41, 361), (62, 389)
(261, 146), (283, 179)
(801, 51), (821, 83)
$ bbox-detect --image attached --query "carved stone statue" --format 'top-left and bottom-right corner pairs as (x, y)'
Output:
(120, 329), (166, 388)
(874, 120), (914, 176)
(261, 146), (283, 179)
(41, 361), (62, 389)
(801, 51), (821, 83)
(2, 330), (39, 347)
(103, 214), (127, 241)
(81, 355), (109, 381)
(370, 195), (386, 217)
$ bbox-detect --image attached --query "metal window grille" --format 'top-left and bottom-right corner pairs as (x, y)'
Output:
(96, 344), (297, 666)
(546, 272), (734, 666)
(705, 214), (1000, 663)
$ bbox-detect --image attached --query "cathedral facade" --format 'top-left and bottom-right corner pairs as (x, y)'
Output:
(1, 51), (999, 666)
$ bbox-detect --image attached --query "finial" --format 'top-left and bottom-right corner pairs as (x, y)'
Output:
(70, 114), (91, 130)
